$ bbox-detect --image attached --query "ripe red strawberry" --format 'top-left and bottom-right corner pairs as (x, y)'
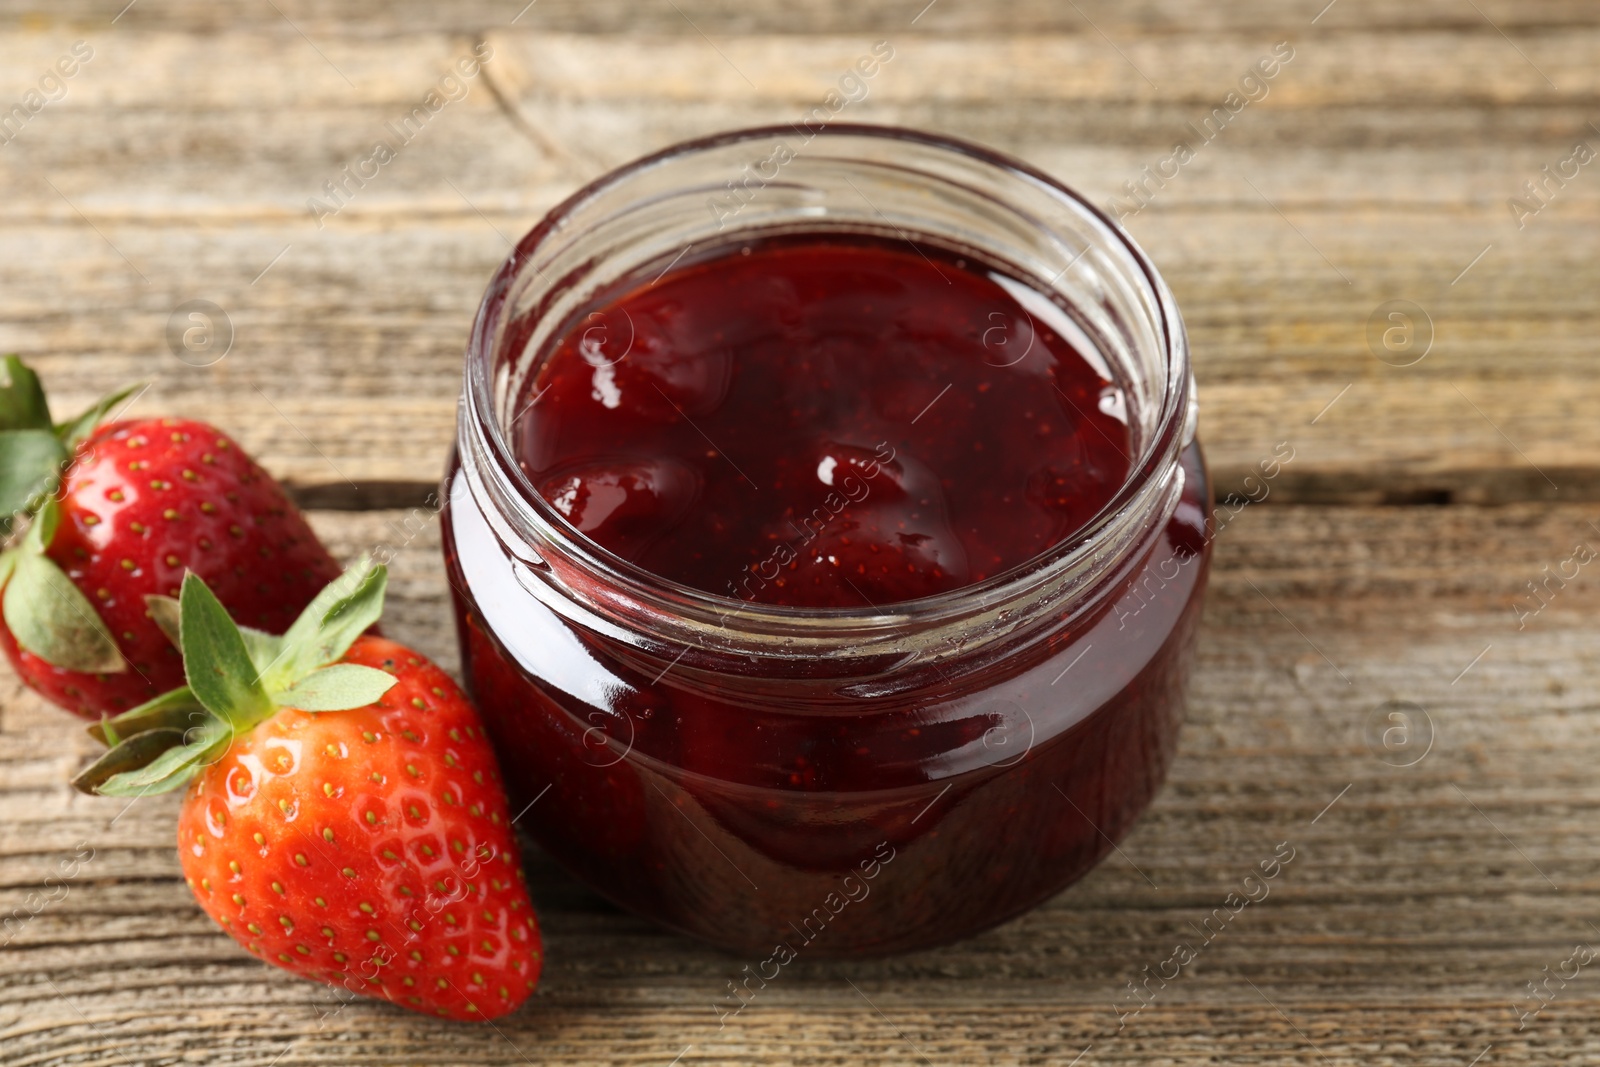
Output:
(74, 561), (542, 1021)
(0, 355), (340, 718)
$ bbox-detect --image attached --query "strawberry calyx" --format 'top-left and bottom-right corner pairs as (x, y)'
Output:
(72, 557), (398, 797)
(0, 497), (127, 673)
(0, 354), (146, 672)
(0, 354), (145, 533)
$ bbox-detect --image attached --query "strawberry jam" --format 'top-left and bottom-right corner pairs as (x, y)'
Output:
(444, 125), (1210, 957)
(511, 236), (1131, 608)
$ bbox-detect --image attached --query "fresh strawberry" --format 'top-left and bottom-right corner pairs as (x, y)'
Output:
(0, 355), (340, 718)
(74, 560), (542, 1021)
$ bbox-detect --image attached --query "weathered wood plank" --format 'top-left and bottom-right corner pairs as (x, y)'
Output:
(15, 0), (1600, 35)
(0, 25), (1593, 508)
(6, 214), (1593, 504)
(1, 26), (1596, 504)
(2, 503), (1597, 1063)
(0, 6), (1596, 1059)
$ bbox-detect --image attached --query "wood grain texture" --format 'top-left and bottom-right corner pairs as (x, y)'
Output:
(6, 504), (1600, 1065)
(14, 0), (1600, 35)
(0, 15), (1596, 503)
(1, 0), (1597, 1063)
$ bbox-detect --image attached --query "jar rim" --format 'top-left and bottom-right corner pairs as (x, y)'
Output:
(460, 122), (1191, 646)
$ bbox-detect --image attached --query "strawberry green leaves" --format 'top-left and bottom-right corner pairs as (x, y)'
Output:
(179, 572), (275, 731)
(275, 662), (398, 711)
(147, 593), (287, 677)
(86, 685), (209, 747)
(176, 561), (395, 720)
(0, 356), (63, 520)
(0, 430), (69, 523)
(85, 719), (230, 797)
(73, 687), (218, 794)
(53, 381), (144, 453)
(264, 557), (393, 711)
(0, 356), (153, 666)
(0, 355), (144, 538)
(0, 356), (157, 669)
(75, 559), (398, 797)
(173, 555), (391, 716)
(270, 557), (386, 689)
(72, 726), (195, 794)
(0, 355), (53, 433)
(1, 499), (126, 673)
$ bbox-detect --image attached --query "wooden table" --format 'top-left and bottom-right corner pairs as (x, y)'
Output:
(2, 2), (1596, 1063)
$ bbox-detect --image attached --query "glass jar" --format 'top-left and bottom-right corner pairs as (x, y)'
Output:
(442, 124), (1210, 957)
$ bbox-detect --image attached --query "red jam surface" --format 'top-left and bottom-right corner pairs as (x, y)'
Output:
(445, 232), (1211, 955)
(512, 236), (1132, 607)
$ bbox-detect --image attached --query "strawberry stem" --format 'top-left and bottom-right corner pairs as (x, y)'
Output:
(73, 558), (398, 797)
